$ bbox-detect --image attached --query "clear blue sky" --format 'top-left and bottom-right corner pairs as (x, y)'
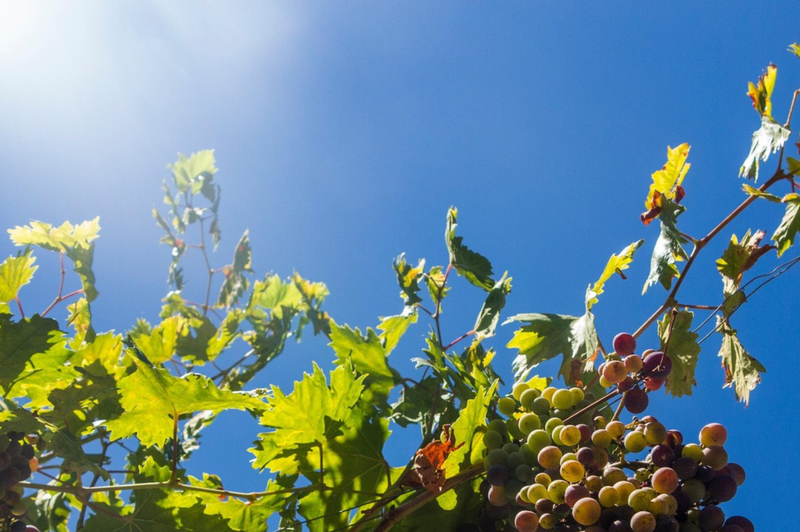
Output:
(1, 2), (799, 529)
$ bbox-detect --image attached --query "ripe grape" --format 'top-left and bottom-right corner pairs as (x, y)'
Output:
(644, 422), (667, 446)
(514, 510), (540, 532)
(644, 377), (665, 391)
(671, 456), (698, 480)
(613, 333), (637, 355)
(699, 423), (727, 447)
(651, 467), (678, 494)
(630, 511), (657, 532)
(698, 505), (725, 532)
(701, 445), (728, 471)
(724, 516), (754, 532)
(625, 431), (648, 453)
(603, 360), (628, 384)
(487, 464), (510, 486)
(708, 474), (737, 502)
(598, 485), (620, 507)
(650, 445), (675, 467)
(573, 497), (602, 525)
(560, 425), (581, 446)
(560, 460), (584, 483)
(624, 387), (649, 414)
(643, 352), (672, 379)
(538, 446), (562, 470)
(564, 484), (590, 507)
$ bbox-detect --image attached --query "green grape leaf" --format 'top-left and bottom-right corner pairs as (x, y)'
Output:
(740, 116), (791, 180)
(717, 323), (765, 405)
(790, 43), (800, 60)
(49, 429), (109, 478)
(130, 316), (185, 365)
(187, 475), (287, 532)
(742, 184), (782, 202)
(643, 199), (687, 294)
(8, 218), (100, 252)
(66, 243), (99, 302)
(445, 207), (495, 291)
(29, 488), (72, 532)
(425, 265), (450, 306)
(66, 297), (94, 347)
(249, 274), (302, 318)
(0, 251), (37, 308)
(772, 193), (800, 256)
(377, 310), (417, 355)
(717, 230), (774, 293)
(251, 364), (365, 473)
(658, 310), (701, 397)
(788, 157), (800, 176)
(390, 376), (443, 428)
(105, 357), (265, 447)
(472, 274), (512, 344)
(586, 240), (643, 310)
(443, 380), (498, 478)
(217, 231), (253, 308)
(329, 321), (398, 403)
(644, 143), (691, 212)
(393, 254), (425, 307)
(506, 312), (597, 384)
(0, 314), (66, 392)
(392, 478), (484, 532)
(297, 411), (402, 532)
(168, 150), (218, 195)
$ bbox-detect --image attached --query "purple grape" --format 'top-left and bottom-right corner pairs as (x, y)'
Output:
(698, 505), (725, 532)
(486, 464), (510, 486)
(643, 352), (673, 379)
(695, 465), (716, 483)
(650, 444), (675, 467)
(565, 484), (590, 507)
(613, 333), (637, 355)
(708, 475), (737, 502)
(672, 456), (698, 480)
(724, 516), (754, 532)
(624, 387), (649, 414)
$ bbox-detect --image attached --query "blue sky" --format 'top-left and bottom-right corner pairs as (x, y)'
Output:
(1, 2), (800, 529)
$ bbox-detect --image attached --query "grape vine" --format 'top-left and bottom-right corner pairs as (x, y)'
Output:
(0, 42), (799, 532)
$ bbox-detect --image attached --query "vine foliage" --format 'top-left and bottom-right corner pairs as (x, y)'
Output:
(0, 43), (799, 532)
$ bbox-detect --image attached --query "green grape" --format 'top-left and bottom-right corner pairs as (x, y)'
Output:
(585, 475), (603, 492)
(591, 429), (612, 449)
(560, 425), (581, 446)
(544, 418), (563, 433)
(594, 416), (607, 429)
(483, 430), (504, 450)
(681, 479), (706, 503)
(656, 493), (678, 515)
(506, 418), (525, 440)
(699, 423), (727, 447)
(486, 449), (509, 467)
(598, 486), (619, 507)
(547, 479), (569, 504)
(569, 387), (585, 404)
(503, 443), (520, 454)
(649, 496), (669, 516)
(628, 488), (654, 512)
(602, 467), (626, 486)
(520, 388), (540, 411)
(635, 468), (650, 482)
(572, 497), (602, 526)
(507, 451), (526, 470)
(551, 426), (565, 446)
(518, 413), (542, 434)
(614, 480), (636, 502)
(644, 421), (667, 446)
(526, 483), (548, 502)
(701, 445), (728, 470)
(552, 389), (574, 410)
(681, 443), (703, 461)
(625, 431), (648, 453)
(512, 382), (530, 401)
(535, 472), (552, 486)
(541, 387), (557, 404)
(488, 419), (508, 438)
(498, 397), (517, 417)
(606, 420), (626, 439)
(527, 430), (551, 453)
(631, 511), (657, 532)
(539, 513), (557, 530)
(532, 397), (551, 416)
(519, 443), (538, 466)
(560, 460), (585, 483)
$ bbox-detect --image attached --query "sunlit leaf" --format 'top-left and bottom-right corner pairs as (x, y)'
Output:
(8, 218), (100, 252)
(168, 150), (218, 195)
(377, 310), (417, 355)
(0, 251), (37, 309)
(740, 116), (790, 181)
(742, 183), (782, 202)
(393, 253), (425, 307)
(718, 322), (765, 405)
(443, 381), (498, 478)
(643, 199), (687, 294)
(746, 64), (777, 119)
(329, 321), (398, 403)
(658, 310), (701, 397)
(644, 143), (691, 211)
(445, 208), (495, 291)
(586, 240), (643, 310)
(772, 193), (800, 256)
(472, 274), (512, 343)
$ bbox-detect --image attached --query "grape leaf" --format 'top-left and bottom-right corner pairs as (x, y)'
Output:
(425, 265), (450, 305)
(586, 240), (643, 310)
(740, 116), (791, 181)
(644, 143), (691, 211)
(658, 310), (700, 397)
(643, 199), (687, 294)
(105, 357), (265, 447)
(393, 253), (425, 307)
(168, 150), (218, 195)
(445, 208), (495, 291)
(217, 231), (253, 308)
(717, 230), (774, 289)
(8, 218), (100, 252)
(791, 43), (800, 60)
(0, 314), (67, 392)
(506, 312), (597, 384)
(746, 64), (777, 119)
(772, 193), (800, 256)
(251, 363), (365, 473)
(0, 251), (37, 310)
(742, 183), (782, 202)
(443, 380), (498, 479)
(329, 321), (398, 403)
(392, 478), (484, 532)
(377, 310), (417, 355)
(249, 274), (302, 318)
(130, 316), (186, 365)
(717, 322), (765, 405)
(472, 274), (512, 343)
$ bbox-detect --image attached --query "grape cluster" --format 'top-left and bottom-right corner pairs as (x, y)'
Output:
(0, 432), (43, 532)
(461, 333), (753, 532)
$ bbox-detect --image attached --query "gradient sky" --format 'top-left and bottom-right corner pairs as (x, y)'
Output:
(1, 2), (800, 529)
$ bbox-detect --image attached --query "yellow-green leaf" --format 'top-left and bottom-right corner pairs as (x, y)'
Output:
(586, 240), (643, 310)
(0, 251), (37, 307)
(644, 144), (690, 209)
